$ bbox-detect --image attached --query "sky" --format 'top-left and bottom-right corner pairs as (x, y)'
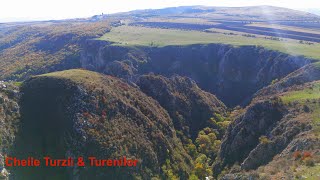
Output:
(1, 0), (320, 22)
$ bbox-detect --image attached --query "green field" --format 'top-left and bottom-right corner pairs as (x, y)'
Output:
(294, 164), (320, 180)
(38, 69), (105, 87)
(281, 81), (320, 136)
(281, 82), (320, 103)
(98, 26), (320, 60)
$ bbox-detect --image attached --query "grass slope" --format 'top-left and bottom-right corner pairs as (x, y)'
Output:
(281, 83), (320, 103)
(99, 26), (320, 60)
(281, 81), (320, 136)
(38, 69), (105, 87)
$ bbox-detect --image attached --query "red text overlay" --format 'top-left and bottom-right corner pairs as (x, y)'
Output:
(5, 156), (138, 167)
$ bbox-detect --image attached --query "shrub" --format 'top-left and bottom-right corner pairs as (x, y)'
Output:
(101, 110), (107, 117)
(186, 143), (197, 158)
(83, 112), (90, 118)
(188, 174), (199, 180)
(214, 113), (224, 122)
(271, 79), (278, 85)
(303, 157), (315, 167)
(194, 163), (207, 179)
(101, 96), (107, 104)
(259, 136), (270, 144)
(302, 151), (312, 160)
(195, 129), (220, 155)
(303, 105), (310, 112)
(293, 151), (302, 160)
(161, 159), (179, 180)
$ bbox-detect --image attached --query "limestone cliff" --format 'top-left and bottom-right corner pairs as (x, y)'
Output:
(80, 42), (311, 107)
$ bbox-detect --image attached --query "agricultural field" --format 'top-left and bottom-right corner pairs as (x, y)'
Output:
(246, 23), (320, 35)
(143, 17), (219, 25)
(130, 21), (320, 42)
(99, 25), (320, 60)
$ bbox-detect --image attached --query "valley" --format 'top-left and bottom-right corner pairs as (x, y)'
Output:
(0, 5), (319, 180)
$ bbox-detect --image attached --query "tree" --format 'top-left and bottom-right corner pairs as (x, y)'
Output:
(194, 163), (207, 179)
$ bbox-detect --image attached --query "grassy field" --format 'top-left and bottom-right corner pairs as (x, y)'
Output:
(294, 164), (320, 180)
(281, 81), (320, 136)
(281, 82), (320, 103)
(98, 26), (320, 60)
(144, 17), (219, 25)
(38, 69), (105, 86)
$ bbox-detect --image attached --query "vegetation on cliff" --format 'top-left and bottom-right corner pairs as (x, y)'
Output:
(0, 83), (19, 154)
(215, 75), (320, 179)
(0, 21), (110, 80)
(15, 69), (192, 179)
(1, 5), (320, 179)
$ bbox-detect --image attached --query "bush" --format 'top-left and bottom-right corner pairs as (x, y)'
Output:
(271, 79), (278, 85)
(186, 143), (197, 158)
(194, 163), (206, 179)
(303, 105), (310, 112)
(302, 151), (312, 160)
(195, 129), (220, 155)
(293, 151), (302, 160)
(188, 174), (199, 180)
(303, 157), (315, 167)
(259, 136), (270, 144)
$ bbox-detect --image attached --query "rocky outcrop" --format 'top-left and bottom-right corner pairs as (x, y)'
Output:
(219, 100), (320, 179)
(215, 79), (319, 176)
(0, 83), (19, 153)
(15, 69), (192, 179)
(255, 62), (320, 99)
(80, 42), (311, 107)
(281, 133), (320, 155)
(218, 99), (286, 167)
(0, 84), (19, 180)
(240, 112), (311, 170)
(137, 74), (227, 139)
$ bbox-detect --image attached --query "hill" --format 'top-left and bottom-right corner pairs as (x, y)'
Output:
(303, 8), (320, 16)
(137, 74), (227, 139)
(0, 5), (319, 180)
(216, 79), (320, 179)
(114, 6), (320, 21)
(0, 5), (319, 82)
(14, 69), (193, 179)
(0, 20), (110, 80)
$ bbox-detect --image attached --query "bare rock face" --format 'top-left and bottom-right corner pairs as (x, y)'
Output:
(0, 84), (19, 154)
(15, 70), (192, 179)
(238, 105), (311, 170)
(281, 133), (320, 155)
(219, 99), (286, 167)
(255, 62), (320, 98)
(215, 79), (319, 178)
(80, 42), (311, 107)
(104, 60), (137, 83)
(0, 84), (20, 180)
(137, 74), (227, 139)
